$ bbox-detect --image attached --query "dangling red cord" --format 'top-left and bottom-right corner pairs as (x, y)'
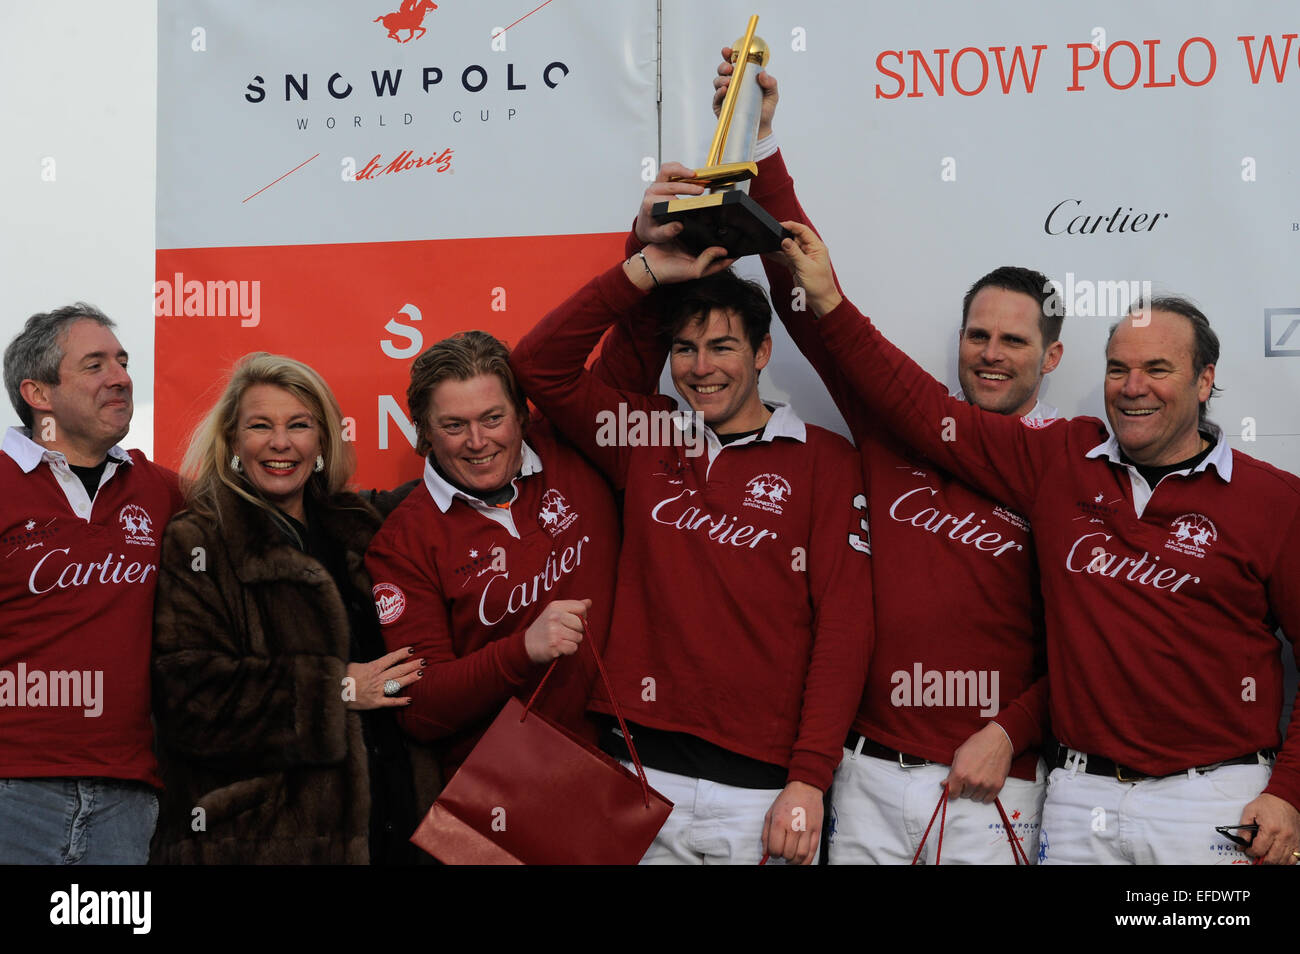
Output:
(520, 618), (655, 809)
(912, 783), (950, 864)
(912, 783), (1031, 865)
(994, 796), (1031, 864)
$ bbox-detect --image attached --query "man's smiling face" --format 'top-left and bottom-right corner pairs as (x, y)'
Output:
(30, 319), (133, 463)
(1104, 308), (1214, 466)
(958, 286), (1061, 418)
(669, 307), (771, 435)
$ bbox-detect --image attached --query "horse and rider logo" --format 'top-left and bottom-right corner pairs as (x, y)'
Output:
(118, 505), (156, 547)
(1164, 513), (1219, 558)
(537, 489), (579, 537)
(743, 473), (792, 516)
(374, 0), (438, 43)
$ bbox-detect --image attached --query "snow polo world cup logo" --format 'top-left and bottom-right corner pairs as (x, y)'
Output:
(743, 473), (791, 516)
(118, 505), (156, 547)
(537, 489), (578, 537)
(374, 0), (438, 43)
(1164, 513), (1218, 558)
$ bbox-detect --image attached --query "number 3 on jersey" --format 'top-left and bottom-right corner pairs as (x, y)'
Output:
(849, 493), (871, 555)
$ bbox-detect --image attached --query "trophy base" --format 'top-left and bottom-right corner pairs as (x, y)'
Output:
(671, 161), (758, 189)
(651, 191), (788, 258)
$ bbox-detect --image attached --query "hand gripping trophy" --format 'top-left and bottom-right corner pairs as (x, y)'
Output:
(651, 15), (788, 257)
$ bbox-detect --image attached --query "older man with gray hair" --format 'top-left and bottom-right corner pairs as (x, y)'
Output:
(0, 304), (181, 864)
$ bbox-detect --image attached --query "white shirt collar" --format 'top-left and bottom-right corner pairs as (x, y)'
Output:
(704, 400), (806, 452)
(421, 440), (543, 514)
(1022, 398), (1059, 423)
(700, 401), (807, 469)
(946, 385), (1058, 422)
(2, 426), (132, 474)
(1084, 424), (1232, 482)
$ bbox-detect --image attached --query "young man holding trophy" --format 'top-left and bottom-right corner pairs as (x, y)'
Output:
(508, 21), (873, 865)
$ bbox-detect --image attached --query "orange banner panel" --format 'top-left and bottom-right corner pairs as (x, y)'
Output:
(156, 231), (627, 490)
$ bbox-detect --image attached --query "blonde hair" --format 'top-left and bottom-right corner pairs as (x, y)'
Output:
(407, 331), (528, 457)
(181, 352), (355, 527)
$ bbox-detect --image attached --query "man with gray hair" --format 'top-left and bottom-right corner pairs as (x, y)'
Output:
(0, 304), (181, 864)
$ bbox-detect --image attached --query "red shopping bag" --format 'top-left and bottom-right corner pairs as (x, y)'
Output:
(410, 620), (672, 864)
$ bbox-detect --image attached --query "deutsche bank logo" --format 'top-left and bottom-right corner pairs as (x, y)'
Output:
(1264, 308), (1300, 357)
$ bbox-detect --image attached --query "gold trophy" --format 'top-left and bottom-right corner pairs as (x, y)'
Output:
(652, 15), (788, 257)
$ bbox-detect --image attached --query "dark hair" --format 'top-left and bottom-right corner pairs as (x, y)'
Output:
(407, 331), (528, 458)
(961, 266), (1063, 346)
(1107, 296), (1223, 423)
(4, 303), (116, 428)
(655, 269), (773, 354)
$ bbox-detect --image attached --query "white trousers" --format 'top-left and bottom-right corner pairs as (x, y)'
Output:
(828, 749), (1046, 864)
(1039, 755), (1271, 865)
(622, 763), (807, 865)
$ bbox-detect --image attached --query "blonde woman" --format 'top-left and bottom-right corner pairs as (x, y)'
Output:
(151, 353), (422, 864)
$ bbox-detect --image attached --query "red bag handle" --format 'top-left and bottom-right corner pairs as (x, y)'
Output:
(911, 783), (1031, 865)
(521, 617), (656, 808)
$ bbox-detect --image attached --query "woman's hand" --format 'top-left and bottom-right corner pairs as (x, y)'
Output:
(344, 647), (424, 710)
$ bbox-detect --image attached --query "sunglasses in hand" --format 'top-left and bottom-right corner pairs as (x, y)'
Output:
(1215, 823), (1258, 848)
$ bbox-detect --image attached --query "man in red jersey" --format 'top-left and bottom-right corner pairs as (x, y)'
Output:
(366, 317), (671, 789)
(511, 232), (871, 864)
(771, 220), (1300, 865)
(706, 56), (1062, 863)
(0, 304), (182, 864)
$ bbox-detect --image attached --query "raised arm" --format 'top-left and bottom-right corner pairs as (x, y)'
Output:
(511, 265), (663, 486)
(588, 284), (669, 396)
(771, 223), (1058, 515)
(703, 51), (873, 435)
(512, 245), (733, 486)
(747, 151), (883, 446)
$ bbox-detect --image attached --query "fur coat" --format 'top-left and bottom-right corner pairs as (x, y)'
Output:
(150, 485), (439, 864)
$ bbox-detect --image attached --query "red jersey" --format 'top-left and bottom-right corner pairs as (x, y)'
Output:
(0, 428), (182, 786)
(511, 264), (873, 791)
(812, 297), (1300, 807)
(747, 151), (1048, 778)
(365, 423), (622, 776)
